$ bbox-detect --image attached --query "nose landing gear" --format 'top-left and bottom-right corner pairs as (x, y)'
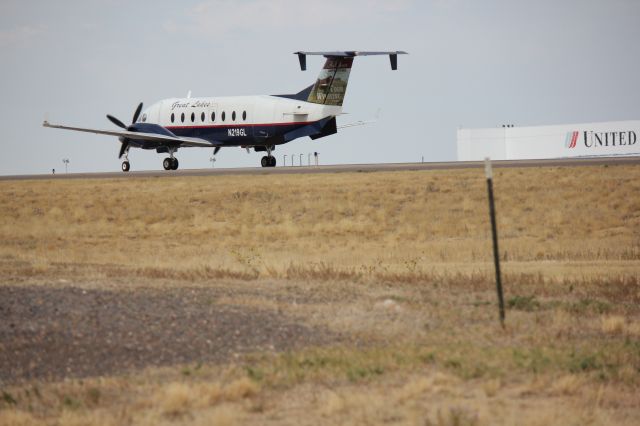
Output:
(121, 150), (130, 172)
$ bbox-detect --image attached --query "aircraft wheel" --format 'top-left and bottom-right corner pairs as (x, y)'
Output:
(163, 157), (172, 170)
(269, 156), (276, 167)
(121, 161), (130, 172)
(171, 158), (179, 170)
(261, 156), (268, 167)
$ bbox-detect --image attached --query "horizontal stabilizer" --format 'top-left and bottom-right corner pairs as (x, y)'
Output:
(294, 51), (408, 70)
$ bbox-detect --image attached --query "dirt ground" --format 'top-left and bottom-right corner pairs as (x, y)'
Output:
(1, 165), (639, 425)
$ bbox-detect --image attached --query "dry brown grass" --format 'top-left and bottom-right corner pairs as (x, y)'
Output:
(1, 165), (639, 283)
(1, 164), (639, 425)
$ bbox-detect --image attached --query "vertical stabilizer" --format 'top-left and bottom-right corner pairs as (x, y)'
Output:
(307, 57), (354, 106)
(294, 51), (407, 106)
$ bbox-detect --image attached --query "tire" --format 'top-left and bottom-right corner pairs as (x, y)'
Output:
(121, 161), (130, 172)
(261, 156), (268, 167)
(163, 157), (172, 170)
(269, 156), (276, 167)
(171, 158), (179, 170)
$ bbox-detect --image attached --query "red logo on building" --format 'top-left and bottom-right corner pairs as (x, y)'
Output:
(565, 131), (579, 148)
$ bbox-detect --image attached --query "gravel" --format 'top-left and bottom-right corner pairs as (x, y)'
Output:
(0, 285), (336, 385)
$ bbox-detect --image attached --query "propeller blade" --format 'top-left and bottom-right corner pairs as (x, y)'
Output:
(107, 114), (127, 129)
(118, 140), (129, 159)
(132, 102), (143, 124)
(213, 147), (221, 155)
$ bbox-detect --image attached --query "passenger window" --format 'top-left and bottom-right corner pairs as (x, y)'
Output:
(201, 112), (205, 122)
(211, 111), (215, 122)
(191, 112), (195, 122)
(171, 113), (175, 123)
(242, 111), (247, 121)
(222, 111), (226, 122)
(181, 113), (185, 123)
(232, 111), (236, 121)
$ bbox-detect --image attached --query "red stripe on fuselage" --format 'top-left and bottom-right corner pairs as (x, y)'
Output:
(165, 120), (316, 131)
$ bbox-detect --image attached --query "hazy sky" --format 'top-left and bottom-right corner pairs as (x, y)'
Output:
(1, 0), (639, 174)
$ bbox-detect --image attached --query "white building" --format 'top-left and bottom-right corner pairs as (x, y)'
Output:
(457, 120), (640, 161)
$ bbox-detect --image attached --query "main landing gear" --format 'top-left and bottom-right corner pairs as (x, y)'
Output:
(260, 145), (276, 167)
(163, 157), (179, 170)
(162, 148), (179, 171)
(261, 155), (276, 167)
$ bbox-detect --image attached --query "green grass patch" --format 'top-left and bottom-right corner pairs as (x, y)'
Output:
(2, 391), (17, 405)
(62, 395), (81, 410)
(237, 338), (640, 391)
(565, 298), (612, 315)
(507, 295), (541, 311)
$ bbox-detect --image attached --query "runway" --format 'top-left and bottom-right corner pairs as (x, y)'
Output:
(1, 156), (638, 181)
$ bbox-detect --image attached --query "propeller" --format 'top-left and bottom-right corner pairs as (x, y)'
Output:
(106, 102), (143, 158)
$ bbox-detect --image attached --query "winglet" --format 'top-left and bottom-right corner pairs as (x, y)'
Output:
(390, 54), (398, 70)
(297, 53), (307, 71)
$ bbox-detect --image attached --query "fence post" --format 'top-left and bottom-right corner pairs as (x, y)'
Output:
(485, 158), (505, 326)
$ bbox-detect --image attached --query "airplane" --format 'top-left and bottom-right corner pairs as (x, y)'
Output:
(43, 51), (407, 172)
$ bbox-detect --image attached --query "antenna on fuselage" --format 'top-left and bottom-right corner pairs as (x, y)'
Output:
(187, 90), (192, 99)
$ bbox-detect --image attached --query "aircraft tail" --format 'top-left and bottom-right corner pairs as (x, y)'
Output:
(294, 51), (407, 107)
(306, 57), (354, 106)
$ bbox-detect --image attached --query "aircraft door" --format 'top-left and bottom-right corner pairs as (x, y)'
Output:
(251, 99), (274, 139)
(153, 102), (168, 125)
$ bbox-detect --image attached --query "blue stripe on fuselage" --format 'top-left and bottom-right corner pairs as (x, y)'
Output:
(165, 121), (319, 146)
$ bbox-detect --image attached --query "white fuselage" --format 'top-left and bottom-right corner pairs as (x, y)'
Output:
(141, 95), (341, 133)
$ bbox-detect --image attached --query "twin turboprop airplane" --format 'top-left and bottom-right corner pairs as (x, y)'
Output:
(43, 51), (407, 171)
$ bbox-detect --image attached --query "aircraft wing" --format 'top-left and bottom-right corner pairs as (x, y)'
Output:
(42, 121), (215, 147)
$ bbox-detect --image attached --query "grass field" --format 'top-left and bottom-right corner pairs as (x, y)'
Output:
(1, 164), (639, 425)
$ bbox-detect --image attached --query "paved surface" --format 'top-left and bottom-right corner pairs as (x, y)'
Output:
(1, 157), (638, 181)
